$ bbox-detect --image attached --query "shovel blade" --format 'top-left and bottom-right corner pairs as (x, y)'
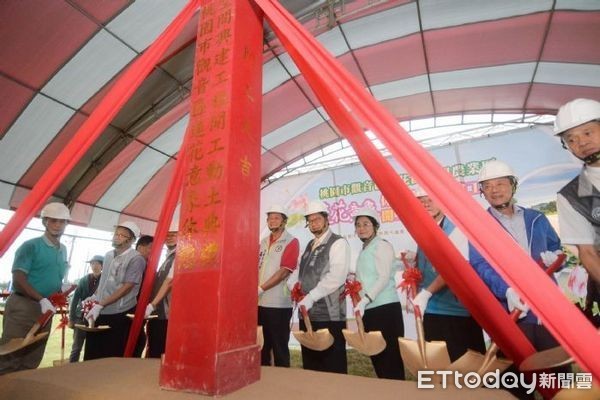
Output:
(449, 350), (488, 375)
(0, 332), (49, 356)
(398, 337), (451, 376)
(74, 324), (110, 332)
(450, 350), (513, 376)
(342, 329), (386, 356)
(520, 345), (572, 371)
(293, 328), (334, 351)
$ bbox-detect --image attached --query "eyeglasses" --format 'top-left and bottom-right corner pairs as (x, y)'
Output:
(113, 232), (132, 240)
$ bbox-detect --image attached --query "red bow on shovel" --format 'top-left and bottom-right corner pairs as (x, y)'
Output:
(290, 282), (333, 351)
(0, 284), (77, 357)
(397, 260), (451, 375)
(341, 278), (386, 356)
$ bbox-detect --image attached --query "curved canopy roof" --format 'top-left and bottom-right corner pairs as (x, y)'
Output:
(1, 0), (599, 232)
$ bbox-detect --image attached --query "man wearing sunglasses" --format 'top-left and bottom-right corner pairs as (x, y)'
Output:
(84, 221), (146, 360)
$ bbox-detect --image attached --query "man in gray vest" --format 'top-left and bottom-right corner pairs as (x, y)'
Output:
(258, 205), (299, 367)
(295, 200), (350, 374)
(555, 98), (600, 327)
(84, 221), (146, 360)
(144, 212), (179, 357)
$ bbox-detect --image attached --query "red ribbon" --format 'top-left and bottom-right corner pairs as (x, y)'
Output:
(290, 282), (304, 304)
(341, 279), (362, 299)
(48, 292), (69, 309)
(82, 299), (98, 319)
(398, 267), (423, 299)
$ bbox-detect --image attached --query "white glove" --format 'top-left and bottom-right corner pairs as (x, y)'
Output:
(353, 297), (370, 317)
(86, 303), (103, 325)
(540, 250), (562, 268)
(258, 286), (265, 296)
(412, 289), (432, 314)
(298, 294), (315, 311)
(144, 303), (155, 319)
(82, 295), (97, 306)
(39, 298), (57, 314)
(506, 288), (528, 318)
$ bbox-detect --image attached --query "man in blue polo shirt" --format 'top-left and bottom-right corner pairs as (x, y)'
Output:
(0, 202), (71, 375)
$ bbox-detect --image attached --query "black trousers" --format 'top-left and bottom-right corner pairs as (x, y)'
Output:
(423, 313), (486, 362)
(84, 310), (132, 360)
(258, 306), (292, 367)
(299, 319), (347, 374)
(362, 302), (405, 380)
(146, 318), (168, 359)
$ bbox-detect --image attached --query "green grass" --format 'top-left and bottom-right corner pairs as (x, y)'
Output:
(290, 347), (376, 377)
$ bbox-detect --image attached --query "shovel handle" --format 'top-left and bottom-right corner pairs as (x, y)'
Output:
(509, 252), (565, 322)
(24, 310), (53, 341)
(299, 305), (313, 334)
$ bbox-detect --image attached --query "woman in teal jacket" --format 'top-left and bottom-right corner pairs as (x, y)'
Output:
(353, 208), (404, 380)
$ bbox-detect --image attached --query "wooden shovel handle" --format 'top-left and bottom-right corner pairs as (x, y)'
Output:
(348, 292), (367, 338)
(510, 252), (565, 322)
(484, 253), (566, 365)
(24, 310), (53, 341)
(299, 305), (313, 333)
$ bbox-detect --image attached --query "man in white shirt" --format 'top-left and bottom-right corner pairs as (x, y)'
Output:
(555, 98), (600, 327)
(294, 201), (350, 374)
(258, 205), (299, 367)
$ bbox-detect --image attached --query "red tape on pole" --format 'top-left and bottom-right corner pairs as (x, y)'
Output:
(0, 0), (200, 257)
(255, 0), (599, 388)
(123, 143), (186, 357)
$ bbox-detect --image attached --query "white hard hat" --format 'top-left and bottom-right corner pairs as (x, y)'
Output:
(353, 208), (379, 224)
(117, 221), (141, 239)
(478, 160), (517, 183)
(554, 98), (600, 136)
(411, 185), (428, 198)
(266, 204), (287, 218)
(40, 202), (71, 220)
(304, 201), (328, 217)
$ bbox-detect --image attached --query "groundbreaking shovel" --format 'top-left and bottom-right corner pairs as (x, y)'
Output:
(519, 345), (572, 371)
(74, 320), (110, 332)
(450, 253), (567, 376)
(397, 264), (451, 376)
(520, 328), (599, 371)
(398, 304), (451, 375)
(76, 299), (110, 332)
(342, 282), (386, 356)
(292, 305), (334, 351)
(0, 310), (53, 356)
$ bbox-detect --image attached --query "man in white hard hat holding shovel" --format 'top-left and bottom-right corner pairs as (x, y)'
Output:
(292, 200), (350, 374)
(469, 160), (567, 397)
(555, 98), (600, 327)
(84, 221), (146, 360)
(0, 202), (71, 374)
(257, 205), (299, 367)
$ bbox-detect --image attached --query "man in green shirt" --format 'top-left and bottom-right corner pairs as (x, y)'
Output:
(0, 202), (71, 375)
